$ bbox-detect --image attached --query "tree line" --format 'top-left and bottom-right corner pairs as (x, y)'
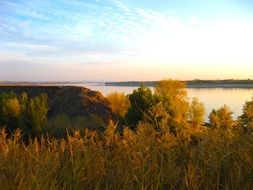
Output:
(107, 79), (253, 135)
(1, 79), (253, 138)
(0, 92), (48, 137)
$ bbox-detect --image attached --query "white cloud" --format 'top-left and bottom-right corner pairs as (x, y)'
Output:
(3, 42), (58, 51)
(1, 0), (253, 80)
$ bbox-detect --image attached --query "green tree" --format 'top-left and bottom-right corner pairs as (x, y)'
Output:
(188, 97), (205, 127)
(126, 84), (156, 128)
(0, 92), (49, 136)
(1, 97), (21, 131)
(0, 92), (21, 131)
(154, 79), (189, 133)
(0, 92), (17, 125)
(19, 92), (29, 112)
(22, 93), (49, 135)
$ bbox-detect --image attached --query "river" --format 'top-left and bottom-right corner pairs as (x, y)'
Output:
(60, 83), (253, 120)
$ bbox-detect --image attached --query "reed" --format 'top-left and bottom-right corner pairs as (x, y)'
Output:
(0, 124), (253, 189)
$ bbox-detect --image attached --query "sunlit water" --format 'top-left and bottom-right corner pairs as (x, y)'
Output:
(60, 83), (253, 121)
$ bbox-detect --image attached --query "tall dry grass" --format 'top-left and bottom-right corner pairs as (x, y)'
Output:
(0, 124), (253, 189)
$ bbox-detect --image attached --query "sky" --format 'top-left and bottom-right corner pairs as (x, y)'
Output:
(1, 0), (253, 81)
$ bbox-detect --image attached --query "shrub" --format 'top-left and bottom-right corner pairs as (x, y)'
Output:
(107, 92), (130, 118)
(188, 97), (205, 128)
(240, 97), (253, 131)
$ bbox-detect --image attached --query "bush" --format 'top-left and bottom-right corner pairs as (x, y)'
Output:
(208, 105), (235, 138)
(240, 97), (253, 131)
(0, 92), (49, 136)
(188, 97), (205, 128)
(107, 92), (130, 118)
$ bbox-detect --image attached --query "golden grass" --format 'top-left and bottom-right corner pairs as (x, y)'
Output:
(0, 124), (253, 189)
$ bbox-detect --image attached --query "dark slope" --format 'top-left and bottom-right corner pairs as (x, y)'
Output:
(0, 86), (113, 122)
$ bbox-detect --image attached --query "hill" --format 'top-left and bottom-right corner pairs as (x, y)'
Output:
(0, 86), (113, 123)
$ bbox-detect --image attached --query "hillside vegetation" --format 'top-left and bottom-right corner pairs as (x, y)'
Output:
(0, 80), (253, 189)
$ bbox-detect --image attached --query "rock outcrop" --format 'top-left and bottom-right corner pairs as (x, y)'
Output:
(0, 86), (113, 123)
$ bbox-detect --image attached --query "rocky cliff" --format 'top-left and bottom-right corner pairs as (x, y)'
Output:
(0, 86), (113, 123)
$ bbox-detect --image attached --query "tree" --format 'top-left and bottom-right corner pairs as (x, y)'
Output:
(188, 97), (205, 127)
(0, 92), (49, 136)
(0, 92), (17, 125)
(149, 102), (169, 133)
(107, 92), (130, 118)
(1, 97), (21, 131)
(126, 84), (156, 127)
(154, 79), (189, 133)
(22, 93), (49, 135)
(208, 109), (220, 128)
(240, 97), (253, 131)
(0, 92), (22, 131)
(209, 105), (234, 131)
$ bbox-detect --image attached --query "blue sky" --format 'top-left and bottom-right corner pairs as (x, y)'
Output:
(1, 0), (253, 81)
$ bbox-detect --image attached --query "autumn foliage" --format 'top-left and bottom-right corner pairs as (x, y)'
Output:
(1, 80), (253, 189)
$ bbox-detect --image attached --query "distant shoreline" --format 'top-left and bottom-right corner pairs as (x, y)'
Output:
(105, 80), (253, 88)
(105, 83), (253, 89)
(1, 79), (253, 88)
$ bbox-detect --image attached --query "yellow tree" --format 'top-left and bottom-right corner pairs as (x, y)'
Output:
(188, 97), (205, 128)
(240, 97), (253, 131)
(3, 98), (21, 118)
(107, 92), (130, 118)
(154, 79), (189, 133)
(2, 98), (21, 131)
(209, 105), (234, 136)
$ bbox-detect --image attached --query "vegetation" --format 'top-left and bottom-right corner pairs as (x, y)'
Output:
(1, 79), (253, 189)
(107, 92), (130, 118)
(125, 80), (203, 133)
(154, 80), (189, 133)
(0, 92), (49, 137)
(44, 114), (106, 138)
(188, 97), (205, 128)
(240, 97), (253, 131)
(209, 105), (234, 130)
(126, 84), (157, 127)
(1, 121), (253, 189)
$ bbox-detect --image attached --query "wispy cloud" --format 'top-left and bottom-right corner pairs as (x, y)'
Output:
(1, 0), (253, 81)
(1, 0), (187, 56)
(3, 42), (58, 51)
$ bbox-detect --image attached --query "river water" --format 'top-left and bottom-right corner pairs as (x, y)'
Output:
(61, 83), (253, 120)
